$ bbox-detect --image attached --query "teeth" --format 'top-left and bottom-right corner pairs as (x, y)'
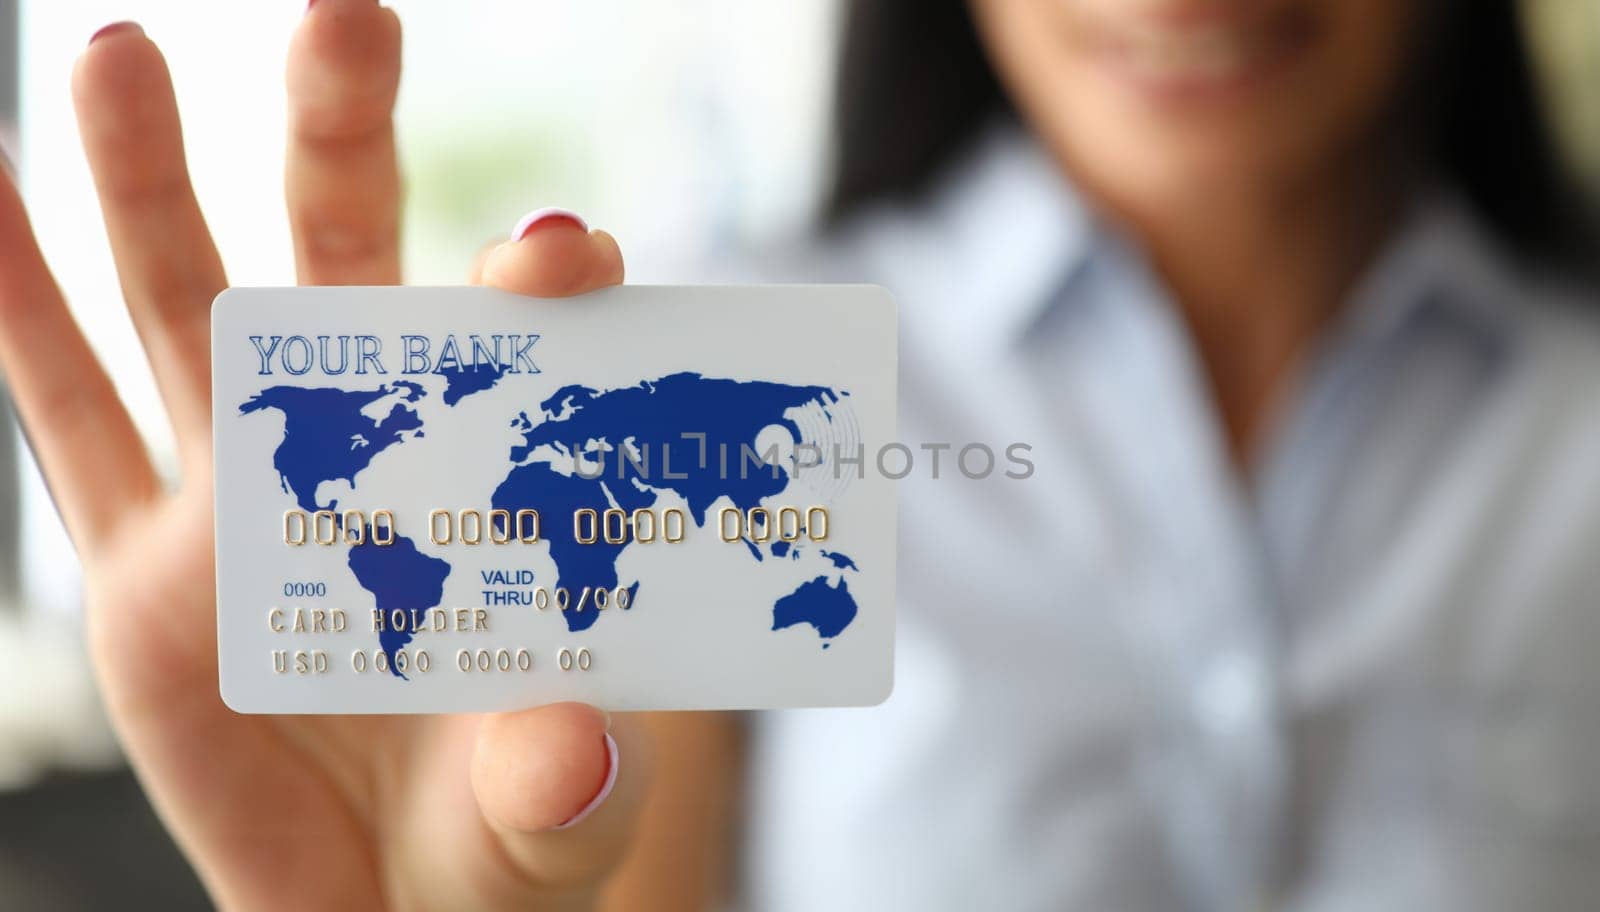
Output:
(1116, 24), (1262, 82)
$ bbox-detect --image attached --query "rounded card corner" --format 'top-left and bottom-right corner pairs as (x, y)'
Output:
(217, 677), (255, 716)
(863, 669), (896, 707)
(861, 283), (897, 310)
(211, 287), (245, 318)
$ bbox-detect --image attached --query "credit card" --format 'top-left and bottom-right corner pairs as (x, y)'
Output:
(212, 285), (895, 713)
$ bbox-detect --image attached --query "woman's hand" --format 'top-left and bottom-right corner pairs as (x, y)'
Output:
(0, 3), (643, 909)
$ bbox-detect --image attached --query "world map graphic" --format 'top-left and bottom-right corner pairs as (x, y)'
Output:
(240, 365), (860, 676)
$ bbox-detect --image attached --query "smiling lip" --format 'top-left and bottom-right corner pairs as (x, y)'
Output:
(1085, 4), (1317, 105)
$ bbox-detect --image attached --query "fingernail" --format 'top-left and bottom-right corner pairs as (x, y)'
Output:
(89, 21), (142, 46)
(510, 207), (589, 241)
(554, 732), (618, 830)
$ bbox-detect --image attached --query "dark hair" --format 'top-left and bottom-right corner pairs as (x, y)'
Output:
(825, 0), (1596, 272)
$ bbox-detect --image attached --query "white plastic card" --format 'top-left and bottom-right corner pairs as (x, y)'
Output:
(212, 285), (896, 713)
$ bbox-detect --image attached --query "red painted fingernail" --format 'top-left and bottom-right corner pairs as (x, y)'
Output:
(510, 207), (589, 242)
(553, 732), (618, 830)
(89, 21), (142, 46)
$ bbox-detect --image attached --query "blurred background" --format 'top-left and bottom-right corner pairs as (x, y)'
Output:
(0, 0), (1596, 908)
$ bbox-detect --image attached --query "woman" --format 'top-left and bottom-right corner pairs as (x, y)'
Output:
(1, 0), (1596, 909)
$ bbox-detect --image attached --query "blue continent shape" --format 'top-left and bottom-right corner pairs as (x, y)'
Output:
(239, 382), (425, 511)
(773, 574), (858, 644)
(347, 528), (451, 677)
(820, 550), (859, 571)
(491, 461), (641, 632)
(495, 372), (851, 635)
(514, 372), (841, 523)
(439, 361), (508, 406)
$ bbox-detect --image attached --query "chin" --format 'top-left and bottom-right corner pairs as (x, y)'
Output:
(1051, 102), (1322, 208)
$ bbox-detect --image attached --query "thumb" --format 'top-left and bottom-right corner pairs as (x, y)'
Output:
(471, 702), (651, 890)
(466, 216), (634, 894)
(471, 208), (624, 296)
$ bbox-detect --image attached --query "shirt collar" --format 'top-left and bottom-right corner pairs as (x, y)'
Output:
(836, 123), (1094, 352)
(850, 123), (1527, 354)
(1337, 185), (1523, 347)
(940, 127), (1097, 348)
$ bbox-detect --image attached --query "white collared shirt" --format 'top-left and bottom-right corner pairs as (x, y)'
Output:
(727, 128), (1600, 911)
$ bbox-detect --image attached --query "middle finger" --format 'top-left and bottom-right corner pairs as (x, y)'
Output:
(286, 0), (403, 287)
